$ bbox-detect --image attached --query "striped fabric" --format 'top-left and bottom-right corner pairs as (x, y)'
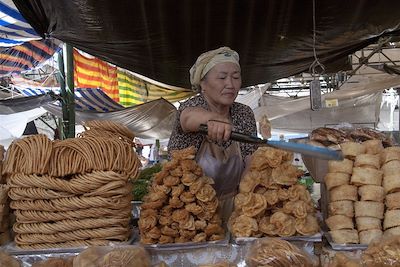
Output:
(73, 49), (120, 102)
(0, 39), (61, 77)
(0, 0), (41, 47)
(118, 69), (194, 106)
(15, 86), (123, 112)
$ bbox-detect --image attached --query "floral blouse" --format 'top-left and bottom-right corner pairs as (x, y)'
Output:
(167, 94), (258, 161)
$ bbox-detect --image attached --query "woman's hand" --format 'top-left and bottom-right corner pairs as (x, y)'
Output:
(206, 119), (232, 143)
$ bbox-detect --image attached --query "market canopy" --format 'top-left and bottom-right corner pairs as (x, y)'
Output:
(13, 0), (400, 88)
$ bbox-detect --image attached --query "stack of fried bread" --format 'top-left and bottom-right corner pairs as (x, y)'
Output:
(0, 145), (11, 245)
(382, 146), (400, 238)
(326, 140), (387, 245)
(138, 146), (225, 244)
(2, 121), (140, 249)
(229, 147), (319, 238)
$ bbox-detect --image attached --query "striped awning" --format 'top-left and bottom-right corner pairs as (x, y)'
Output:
(15, 86), (124, 112)
(0, 0), (41, 47)
(0, 39), (61, 77)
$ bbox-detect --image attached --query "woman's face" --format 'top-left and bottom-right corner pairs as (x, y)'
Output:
(200, 62), (241, 107)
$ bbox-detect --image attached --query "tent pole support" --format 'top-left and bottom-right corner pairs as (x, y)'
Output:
(57, 43), (75, 139)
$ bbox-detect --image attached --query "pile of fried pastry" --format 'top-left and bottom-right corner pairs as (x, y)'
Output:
(229, 147), (319, 238)
(326, 139), (400, 245)
(138, 146), (225, 244)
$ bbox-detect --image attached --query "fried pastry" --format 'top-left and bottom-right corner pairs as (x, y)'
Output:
(239, 171), (261, 193)
(330, 185), (358, 202)
(295, 214), (319, 235)
(385, 191), (400, 210)
(356, 217), (382, 231)
(180, 191), (196, 203)
(192, 232), (207, 242)
(384, 209), (400, 230)
(170, 184), (185, 197)
(196, 184), (216, 202)
(330, 229), (359, 244)
(241, 193), (267, 217)
(270, 211), (296, 237)
(185, 203), (203, 215)
(383, 174), (400, 193)
(382, 160), (400, 176)
(340, 142), (366, 159)
(271, 162), (302, 186)
(354, 154), (380, 169)
(359, 229), (382, 245)
(163, 175), (180, 186)
(354, 201), (384, 219)
(231, 215), (258, 237)
(351, 167), (383, 186)
(171, 209), (190, 223)
(328, 200), (354, 217)
(325, 172), (350, 191)
(326, 215), (354, 230)
(170, 146), (196, 160)
(328, 158), (353, 174)
(358, 185), (385, 202)
(181, 173), (198, 186)
(362, 139), (384, 155)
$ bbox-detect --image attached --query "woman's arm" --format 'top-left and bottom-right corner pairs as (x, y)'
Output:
(180, 107), (232, 142)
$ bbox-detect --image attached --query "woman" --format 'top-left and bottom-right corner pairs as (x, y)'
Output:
(168, 46), (258, 199)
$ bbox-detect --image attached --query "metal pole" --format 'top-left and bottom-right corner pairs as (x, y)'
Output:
(63, 43), (75, 138)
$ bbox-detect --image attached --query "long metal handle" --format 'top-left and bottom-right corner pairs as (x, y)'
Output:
(198, 124), (264, 144)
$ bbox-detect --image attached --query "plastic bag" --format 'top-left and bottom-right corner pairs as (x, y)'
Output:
(72, 245), (151, 267)
(361, 234), (400, 267)
(245, 237), (318, 267)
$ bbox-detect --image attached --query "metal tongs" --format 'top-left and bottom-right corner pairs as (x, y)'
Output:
(199, 124), (343, 160)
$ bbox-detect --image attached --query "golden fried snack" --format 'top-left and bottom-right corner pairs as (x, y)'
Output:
(258, 216), (277, 236)
(382, 160), (400, 177)
(329, 252), (362, 267)
(151, 183), (171, 195)
(350, 167), (383, 186)
(98, 247), (151, 267)
(160, 226), (179, 237)
(239, 171), (261, 193)
(181, 173), (198, 186)
(384, 226), (400, 238)
(180, 215), (196, 231)
(277, 188), (289, 201)
(270, 211), (296, 237)
(180, 191), (196, 203)
(330, 185), (358, 202)
(246, 238), (314, 267)
(138, 213), (157, 232)
(189, 178), (206, 194)
(195, 220), (207, 231)
(153, 169), (169, 185)
(330, 229), (359, 244)
(198, 197), (219, 213)
(192, 232), (207, 242)
(282, 200), (308, 219)
(73, 246), (106, 267)
(195, 184), (216, 202)
(385, 191), (400, 210)
(180, 159), (198, 172)
(384, 209), (400, 230)
(231, 215), (258, 237)
(169, 196), (184, 208)
(162, 159), (179, 171)
(159, 205), (173, 217)
(362, 139), (384, 155)
(356, 217), (382, 231)
(140, 200), (164, 210)
(241, 193), (267, 218)
(158, 216), (171, 226)
(185, 203), (203, 215)
(354, 201), (384, 219)
(326, 215), (354, 230)
(354, 154), (380, 169)
(359, 229), (383, 245)
(383, 174), (400, 194)
(170, 146), (196, 160)
(328, 159), (353, 174)
(271, 162), (303, 186)
(295, 214), (319, 236)
(146, 227), (161, 240)
(340, 142), (366, 159)
(380, 147), (400, 165)
(198, 261), (236, 267)
(325, 173), (350, 191)
(204, 223), (224, 236)
(163, 175), (180, 186)
(328, 200), (354, 217)
(234, 193), (252, 210)
(159, 235), (174, 244)
(264, 190), (279, 206)
(170, 184), (185, 197)
(171, 209), (190, 223)
(179, 229), (196, 239)
(358, 185), (385, 202)
(288, 184), (312, 203)
(143, 191), (168, 203)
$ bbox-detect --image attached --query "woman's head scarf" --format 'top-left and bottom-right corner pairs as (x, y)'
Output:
(189, 46), (240, 91)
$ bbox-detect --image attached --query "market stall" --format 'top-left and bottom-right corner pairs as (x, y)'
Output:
(1, 119), (399, 267)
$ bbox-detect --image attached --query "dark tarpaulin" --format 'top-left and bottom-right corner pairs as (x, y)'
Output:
(13, 0), (400, 88)
(0, 94), (56, 114)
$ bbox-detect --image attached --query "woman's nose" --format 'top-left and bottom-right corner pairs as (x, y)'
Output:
(225, 77), (234, 88)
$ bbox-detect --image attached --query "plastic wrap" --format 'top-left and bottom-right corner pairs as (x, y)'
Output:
(244, 237), (318, 267)
(361, 235), (400, 266)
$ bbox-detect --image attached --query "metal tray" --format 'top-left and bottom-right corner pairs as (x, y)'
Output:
(233, 232), (322, 245)
(5, 228), (138, 256)
(141, 232), (230, 251)
(325, 232), (368, 251)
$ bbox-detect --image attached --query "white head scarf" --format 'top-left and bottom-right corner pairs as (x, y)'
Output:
(189, 46), (240, 91)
